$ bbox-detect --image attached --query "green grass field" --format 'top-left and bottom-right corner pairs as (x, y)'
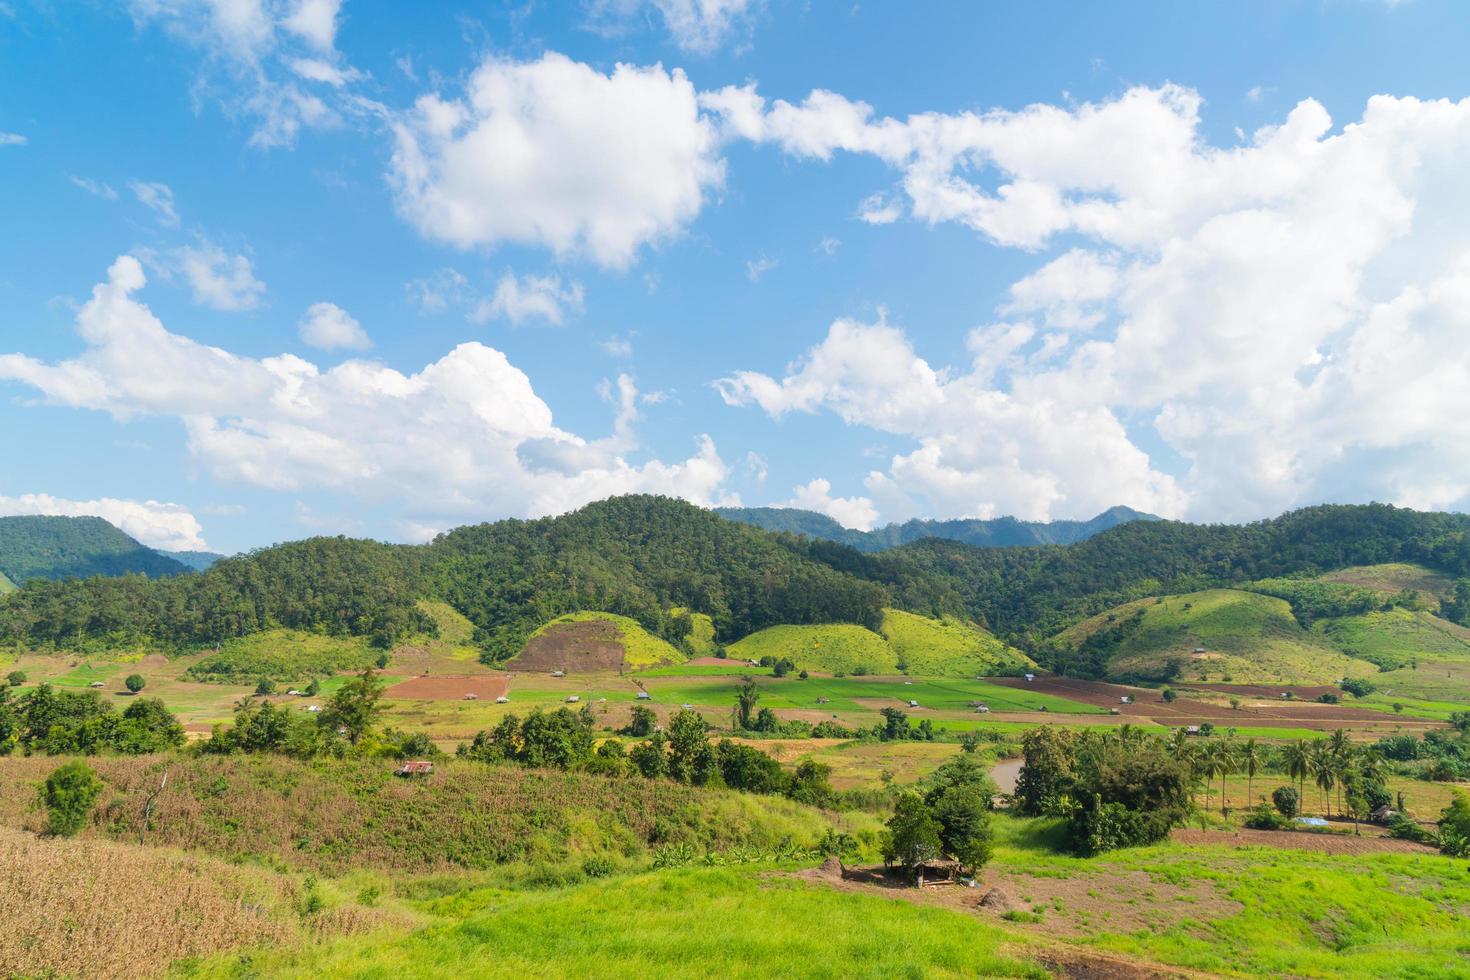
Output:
(528, 612), (684, 668)
(0, 569), (15, 594)
(727, 623), (897, 674)
(180, 866), (1046, 980)
(1319, 562), (1453, 603)
(879, 608), (1034, 675)
(1059, 589), (1377, 684)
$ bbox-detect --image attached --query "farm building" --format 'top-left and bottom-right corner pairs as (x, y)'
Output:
(636, 691), (651, 700)
(394, 760), (434, 777)
(565, 695), (580, 703)
(1024, 673), (1035, 682)
(495, 695), (510, 704)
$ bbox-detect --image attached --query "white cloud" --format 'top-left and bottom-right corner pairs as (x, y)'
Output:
(388, 52), (724, 267)
(0, 493), (207, 551)
(298, 301), (370, 350)
(405, 268), (470, 314)
(128, 0), (357, 148)
(177, 243), (266, 310)
(600, 336), (635, 358)
(70, 176), (119, 200)
(587, 0), (758, 53)
(0, 256), (735, 530)
(715, 86), (1470, 522)
(130, 180), (180, 227)
(475, 271), (585, 326)
(782, 477), (878, 531)
(857, 193), (902, 225)
(817, 236), (841, 255)
(745, 256), (777, 282)
(0, 131), (26, 146)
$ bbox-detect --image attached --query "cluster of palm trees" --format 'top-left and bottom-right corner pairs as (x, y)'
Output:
(1172, 727), (1386, 820)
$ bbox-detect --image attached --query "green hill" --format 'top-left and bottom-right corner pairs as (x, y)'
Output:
(728, 623), (898, 675)
(510, 611), (685, 671)
(0, 570), (14, 594)
(0, 515), (190, 583)
(183, 629), (382, 684)
(878, 608), (1033, 675)
(1052, 588), (1377, 684)
(1314, 608), (1470, 670)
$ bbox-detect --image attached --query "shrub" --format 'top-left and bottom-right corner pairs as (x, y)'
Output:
(41, 760), (104, 837)
(1438, 791), (1470, 856)
(1243, 804), (1285, 830)
(5, 671), (24, 687)
(1316, 692), (1340, 705)
(1339, 677), (1375, 698)
(1272, 785), (1300, 818)
(124, 673), (146, 694)
(255, 679), (276, 696)
(1161, 688), (1177, 702)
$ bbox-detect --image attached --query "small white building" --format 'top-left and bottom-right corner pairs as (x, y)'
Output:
(1121, 696), (1132, 704)
(1024, 673), (1035, 682)
(305, 704), (322, 713)
(495, 695), (510, 704)
(974, 705), (990, 714)
(550, 670), (566, 678)
(565, 695), (580, 703)
(907, 699), (919, 708)
(636, 691), (651, 700)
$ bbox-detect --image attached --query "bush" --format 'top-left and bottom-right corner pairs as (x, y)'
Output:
(1316, 692), (1340, 705)
(1161, 688), (1177, 702)
(5, 671), (24, 687)
(254, 679), (276, 696)
(1243, 803), (1286, 830)
(1339, 677), (1375, 698)
(124, 673), (146, 694)
(1438, 791), (1470, 856)
(41, 760), (104, 837)
(1272, 785), (1300, 818)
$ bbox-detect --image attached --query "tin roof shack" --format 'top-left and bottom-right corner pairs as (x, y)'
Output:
(395, 760), (435, 777)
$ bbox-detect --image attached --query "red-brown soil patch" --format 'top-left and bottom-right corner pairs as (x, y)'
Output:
(990, 673), (1440, 730)
(1185, 681), (1339, 700)
(384, 674), (509, 701)
(506, 620), (625, 672)
(1172, 827), (1438, 855)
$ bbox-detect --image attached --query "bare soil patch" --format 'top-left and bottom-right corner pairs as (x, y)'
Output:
(506, 620), (626, 672)
(989, 673), (1438, 730)
(791, 863), (1221, 978)
(1172, 827), (1438, 855)
(1185, 681), (1338, 700)
(384, 674), (509, 701)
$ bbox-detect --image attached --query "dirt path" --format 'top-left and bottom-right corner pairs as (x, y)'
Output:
(991, 757), (1024, 794)
(1171, 827), (1438, 855)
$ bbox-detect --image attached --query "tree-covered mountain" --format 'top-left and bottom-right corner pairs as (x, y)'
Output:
(4, 498), (1470, 678)
(164, 550), (226, 572)
(715, 504), (1158, 551)
(0, 516), (191, 584)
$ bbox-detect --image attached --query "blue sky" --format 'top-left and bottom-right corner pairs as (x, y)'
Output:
(3, 1), (1470, 554)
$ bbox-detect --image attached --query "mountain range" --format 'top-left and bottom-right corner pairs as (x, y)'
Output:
(714, 504), (1159, 551)
(0, 515), (222, 584)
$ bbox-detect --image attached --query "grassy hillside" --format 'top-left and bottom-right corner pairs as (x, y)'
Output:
(1319, 562), (1453, 603)
(182, 629), (382, 684)
(521, 611), (685, 669)
(0, 570), (13, 594)
(0, 514), (190, 583)
(0, 754), (878, 875)
(1315, 608), (1470, 669)
(1054, 588), (1377, 684)
(728, 623), (897, 674)
(671, 606), (718, 656)
(879, 608), (1033, 676)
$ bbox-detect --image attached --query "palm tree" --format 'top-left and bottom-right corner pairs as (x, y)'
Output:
(1213, 739), (1240, 816)
(1240, 738), (1262, 809)
(1327, 730), (1352, 815)
(1283, 740), (1311, 805)
(735, 676), (760, 730)
(1311, 741), (1335, 817)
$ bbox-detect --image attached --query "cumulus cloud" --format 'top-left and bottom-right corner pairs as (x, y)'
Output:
(0, 256), (735, 531)
(475, 272), (585, 326)
(177, 243), (266, 310)
(0, 131), (27, 146)
(782, 478), (878, 531)
(388, 53), (724, 267)
(298, 301), (370, 349)
(0, 493), (207, 551)
(715, 85), (1470, 522)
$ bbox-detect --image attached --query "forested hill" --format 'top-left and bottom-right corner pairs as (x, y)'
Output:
(0, 515), (191, 583)
(715, 504), (1158, 551)
(3, 497), (1470, 666)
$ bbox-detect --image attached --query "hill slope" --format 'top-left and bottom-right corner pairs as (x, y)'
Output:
(0, 570), (13, 594)
(1051, 588), (1377, 684)
(508, 611), (684, 671)
(716, 504), (1157, 551)
(0, 515), (190, 583)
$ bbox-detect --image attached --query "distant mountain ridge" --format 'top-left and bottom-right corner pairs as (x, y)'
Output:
(714, 504), (1160, 552)
(0, 515), (200, 583)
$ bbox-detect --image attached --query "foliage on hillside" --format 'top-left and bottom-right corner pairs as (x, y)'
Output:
(879, 608), (1033, 676)
(524, 611), (684, 668)
(0, 515), (189, 583)
(1048, 589), (1377, 683)
(728, 623), (898, 675)
(0, 754), (872, 874)
(0, 570), (13, 595)
(182, 629), (383, 684)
